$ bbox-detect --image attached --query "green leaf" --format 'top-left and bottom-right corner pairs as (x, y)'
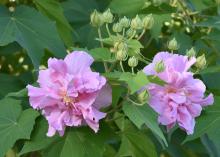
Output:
(151, 14), (171, 39)
(171, 32), (192, 54)
(60, 125), (112, 157)
(199, 65), (220, 74)
(127, 39), (144, 57)
(117, 122), (157, 157)
(195, 16), (220, 29)
(109, 0), (146, 15)
(112, 85), (126, 107)
(120, 71), (149, 94)
(189, 0), (215, 11)
(0, 73), (24, 98)
(123, 102), (168, 146)
(62, 0), (100, 49)
(147, 75), (166, 86)
(0, 98), (39, 157)
(34, 0), (73, 47)
(183, 97), (220, 143)
(0, 6), (66, 68)
(89, 48), (114, 62)
(19, 117), (59, 155)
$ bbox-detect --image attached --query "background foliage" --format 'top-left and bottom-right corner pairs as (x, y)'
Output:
(0, 0), (220, 157)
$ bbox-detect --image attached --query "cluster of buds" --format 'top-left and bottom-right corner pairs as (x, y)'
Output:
(90, 9), (155, 72)
(114, 41), (128, 61)
(90, 9), (113, 27)
(90, 9), (154, 39)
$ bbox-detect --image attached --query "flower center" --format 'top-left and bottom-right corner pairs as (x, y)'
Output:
(166, 87), (177, 93)
(63, 95), (73, 104)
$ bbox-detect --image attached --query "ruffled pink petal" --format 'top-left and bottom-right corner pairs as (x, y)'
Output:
(84, 107), (106, 133)
(177, 106), (195, 135)
(148, 96), (166, 113)
(169, 92), (186, 104)
(47, 125), (56, 137)
(76, 92), (98, 109)
(158, 102), (178, 125)
(187, 103), (202, 118)
(81, 71), (106, 93)
(198, 94), (214, 106)
(27, 85), (59, 109)
(64, 51), (94, 74)
(48, 58), (67, 76)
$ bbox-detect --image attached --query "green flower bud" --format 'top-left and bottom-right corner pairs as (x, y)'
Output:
(112, 23), (123, 33)
(168, 38), (179, 51)
(116, 50), (128, 61)
(154, 60), (165, 73)
(186, 47), (196, 58)
(102, 9), (113, 23)
(119, 16), (130, 28)
(90, 10), (103, 27)
(142, 14), (154, 29)
(126, 28), (136, 38)
(128, 56), (138, 67)
(144, 1), (152, 8)
(137, 90), (149, 103)
(153, 0), (162, 6)
(114, 41), (128, 51)
(131, 15), (143, 30)
(195, 54), (206, 69)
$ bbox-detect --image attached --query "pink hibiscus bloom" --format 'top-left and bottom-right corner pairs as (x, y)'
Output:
(143, 52), (214, 134)
(27, 51), (112, 137)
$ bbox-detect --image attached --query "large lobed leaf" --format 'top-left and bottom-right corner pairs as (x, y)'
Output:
(123, 101), (168, 146)
(0, 5), (66, 68)
(34, 0), (73, 47)
(0, 98), (39, 157)
(184, 97), (220, 144)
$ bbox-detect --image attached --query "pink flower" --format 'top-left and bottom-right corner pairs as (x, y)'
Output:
(27, 51), (112, 137)
(143, 52), (214, 134)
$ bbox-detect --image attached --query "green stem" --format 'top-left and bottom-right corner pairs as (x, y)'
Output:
(137, 29), (146, 40)
(128, 30), (136, 40)
(98, 28), (104, 47)
(106, 24), (111, 37)
(131, 67), (134, 75)
(122, 28), (125, 37)
(120, 61), (125, 72)
(98, 28), (108, 71)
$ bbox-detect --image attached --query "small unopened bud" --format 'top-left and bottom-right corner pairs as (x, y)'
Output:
(9, 6), (15, 12)
(128, 56), (138, 67)
(90, 10), (103, 27)
(142, 14), (154, 29)
(116, 50), (128, 61)
(114, 41), (128, 51)
(138, 90), (149, 103)
(126, 28), (136, 38)
(144, 1), (152, 8)
(112, 23), (123, 33)
(195, 54), (206, 69)
(186, 47), (196, 58)
(102, 9), (113, 23)
(119, 16), (130, 28)
(154, 60), (165, 73)
(131, 15), (143, 30)
(153, 0), (162, 6)
(168, 38), (179, 51)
